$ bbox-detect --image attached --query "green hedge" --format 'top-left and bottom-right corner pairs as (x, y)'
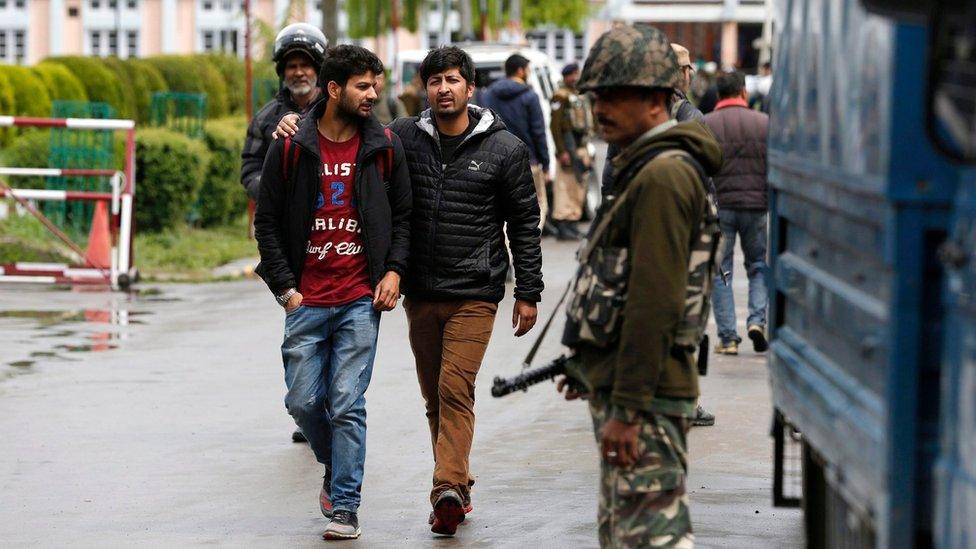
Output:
(0, 69), (16, 146)
(32, 63), (88, 103)
(143, 55), (229, 118)
(0, 65), (53, 118)
(198, 117), (248, 226)
(135, 128), (210, 232)
(44, 56), (128, 118)
(124, 59), (168, 123)
(2, 130), (50, 189)
(202, 54), (245, 115)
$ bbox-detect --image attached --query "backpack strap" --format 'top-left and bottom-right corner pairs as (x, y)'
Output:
(376, 127), (394, 183)
(282, 136), (300, 182)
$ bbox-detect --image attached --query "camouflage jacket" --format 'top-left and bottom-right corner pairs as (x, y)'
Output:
(576, 120), (722, 416)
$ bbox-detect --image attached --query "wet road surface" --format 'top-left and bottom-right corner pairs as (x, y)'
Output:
(0, 238), (802, 548)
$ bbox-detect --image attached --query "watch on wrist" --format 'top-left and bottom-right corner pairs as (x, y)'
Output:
(276, 288), (297, 307)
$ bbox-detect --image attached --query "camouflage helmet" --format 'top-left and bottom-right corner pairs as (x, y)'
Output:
(577, 25), (681, 93)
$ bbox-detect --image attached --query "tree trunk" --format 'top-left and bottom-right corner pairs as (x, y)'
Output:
(321, 0), (339, 46)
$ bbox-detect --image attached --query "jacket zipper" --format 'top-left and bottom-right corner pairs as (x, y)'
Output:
(353, 148), (375, 285)
(428, 134), (444, 281)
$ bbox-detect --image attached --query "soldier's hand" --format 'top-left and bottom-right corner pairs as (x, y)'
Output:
(601, 418), (641, 467)
(272, 113), (301, 139)
(372, 271), (401, 311)
(556, 376), (587, 401)
(512, 299), (538, 337)
(559, 151), (572, 168)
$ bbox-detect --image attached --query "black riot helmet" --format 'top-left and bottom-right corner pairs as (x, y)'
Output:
(273, 23), (328, 77)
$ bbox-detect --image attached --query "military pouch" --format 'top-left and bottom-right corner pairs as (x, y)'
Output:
(563, 246), (629, 348)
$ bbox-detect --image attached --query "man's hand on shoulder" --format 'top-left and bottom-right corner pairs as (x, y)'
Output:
(273, 113), (300, 139)
(512, 299), (538, 337)
(372, 271), (401, 312)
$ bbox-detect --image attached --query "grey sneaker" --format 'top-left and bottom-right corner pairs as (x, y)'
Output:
(323, 510), (360, 540)
(431, 489), (465, 536)
(691, 405), (715, 427)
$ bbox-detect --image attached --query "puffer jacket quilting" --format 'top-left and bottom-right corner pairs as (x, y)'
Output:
(389, 106), (544, 303)
(703, 104), (769, 210)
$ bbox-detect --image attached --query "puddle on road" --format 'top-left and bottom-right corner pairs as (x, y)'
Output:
(1, 287), (165, 375)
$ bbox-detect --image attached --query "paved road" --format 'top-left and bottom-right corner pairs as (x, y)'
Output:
(0, 238), (802, 548)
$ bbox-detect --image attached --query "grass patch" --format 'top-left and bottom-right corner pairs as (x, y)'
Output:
(0, 208), (257, 279)
(135, 214), (257, 277)
(0, 211), (77, 264)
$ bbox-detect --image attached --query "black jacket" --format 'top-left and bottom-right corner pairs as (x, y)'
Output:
(389, 106), (544, 303)
(240, 88), (323, 200)
(703, 102), (769, 210)
(483, 79), (550, 170)
(253, 101), (412, 296)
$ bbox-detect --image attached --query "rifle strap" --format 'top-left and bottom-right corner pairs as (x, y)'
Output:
(521, 280), (572, 369)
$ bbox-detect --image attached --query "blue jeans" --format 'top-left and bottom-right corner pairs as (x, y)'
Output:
(712, 209), (768, 344)
(281, 296), (380, 513)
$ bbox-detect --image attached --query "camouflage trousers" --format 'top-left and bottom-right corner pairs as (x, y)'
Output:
(589, 398), (694, 548)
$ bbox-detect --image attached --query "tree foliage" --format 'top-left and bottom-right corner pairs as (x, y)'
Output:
(346, 0), (423, 39)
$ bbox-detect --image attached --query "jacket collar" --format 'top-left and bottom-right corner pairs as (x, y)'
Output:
(416, 105), (500, 144)
(715, 97), (749, 111)
(292, 99), (391, 160)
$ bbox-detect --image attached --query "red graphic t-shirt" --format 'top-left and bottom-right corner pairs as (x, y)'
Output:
(298, 132), (372, 306)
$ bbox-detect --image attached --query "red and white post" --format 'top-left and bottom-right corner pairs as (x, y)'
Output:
(0, 116), (137, 289)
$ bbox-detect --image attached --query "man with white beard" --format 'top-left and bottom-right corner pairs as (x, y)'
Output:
(241, 23), (328, 202)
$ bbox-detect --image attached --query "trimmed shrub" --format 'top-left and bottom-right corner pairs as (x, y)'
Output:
(124, 59), (168, 123)
(135, 128), (210, 232)
(198, 117), (248, 226)
(202, 54), (245, 115)
(32, 63), (88, 103)
(44, 56), (128, 118)
(98, 57), (139, 122)
(2, 130), (50, 189)
(143, 55), (229, 118)
(0, 69), (16, 146)
(0, 65), (52, 117)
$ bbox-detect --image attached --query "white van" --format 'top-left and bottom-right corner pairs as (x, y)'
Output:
(396, 43), (558, 176)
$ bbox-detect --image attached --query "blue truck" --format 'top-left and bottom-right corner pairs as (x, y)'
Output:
(767, 0), (975, 545)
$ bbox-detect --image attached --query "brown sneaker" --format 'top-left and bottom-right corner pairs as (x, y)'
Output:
(430, 489), (464, 536)
(714, 340), (739, 355)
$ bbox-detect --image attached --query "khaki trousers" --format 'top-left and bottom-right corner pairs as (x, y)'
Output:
(404, 297), (498, 505)
(552, 147), (590, 222)
(530, 164), (549, 230)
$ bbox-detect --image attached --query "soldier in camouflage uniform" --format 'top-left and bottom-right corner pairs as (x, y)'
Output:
(559, 25), (723, 548)
(549, 63), (593, 240)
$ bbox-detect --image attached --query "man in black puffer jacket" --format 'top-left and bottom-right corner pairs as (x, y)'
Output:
(390, 46), (543, 537)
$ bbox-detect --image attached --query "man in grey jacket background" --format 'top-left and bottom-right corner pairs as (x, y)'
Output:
(704, 70), (770, 356)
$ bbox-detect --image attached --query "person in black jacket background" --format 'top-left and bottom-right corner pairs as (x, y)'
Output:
(483, 54), (551, 231)
(254, 45), (412, 541)
(390, 46), (543, 537)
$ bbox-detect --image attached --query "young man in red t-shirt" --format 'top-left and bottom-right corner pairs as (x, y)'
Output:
(254, 45), (411, 541)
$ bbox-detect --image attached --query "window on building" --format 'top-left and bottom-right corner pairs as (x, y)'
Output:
(127, 30), (138, 57)
(203, 31), (214, 51)
(0, 0), (8, 8)
(90, 30), (101, 55)
(108, 0), (116, 8)
(108, 30), (118, 55)
(0, 33), (7, 60)
(90, 0), (100, 9)
(220, 0), (231, 10)
(14, 30), (24, 61)
(573, 33), (585, 61)
(126, 0), (136, 8)
(15, 0), (26, 8)
(203, 0), (213, 10)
